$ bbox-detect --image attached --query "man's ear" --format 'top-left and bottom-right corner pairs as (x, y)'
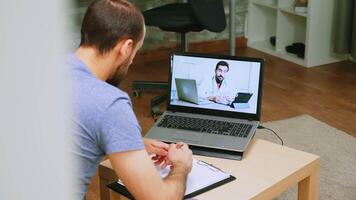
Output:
(117, 38), (133, 58)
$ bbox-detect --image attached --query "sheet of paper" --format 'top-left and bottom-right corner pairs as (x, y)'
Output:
(120, 158), (231, 195)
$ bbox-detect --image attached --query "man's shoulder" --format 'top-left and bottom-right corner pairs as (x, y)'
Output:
(78, 79), (131, 110)
(94, 82), (130, 105)
(65, 54), (131, 110)
(71, 78), (134, 136)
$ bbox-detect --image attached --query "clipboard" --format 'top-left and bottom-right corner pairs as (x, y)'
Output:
(107, 159), (236, 199)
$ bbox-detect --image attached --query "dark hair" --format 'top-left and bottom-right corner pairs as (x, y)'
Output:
(80, 0), (144, 55)
(215, 61), (229, 71)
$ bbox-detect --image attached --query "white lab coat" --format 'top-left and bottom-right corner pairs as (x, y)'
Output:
(198, 76), (234, 105)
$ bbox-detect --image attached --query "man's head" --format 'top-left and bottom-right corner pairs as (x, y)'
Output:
(80, 0), (145, 84)
(214, 61), (229, 84)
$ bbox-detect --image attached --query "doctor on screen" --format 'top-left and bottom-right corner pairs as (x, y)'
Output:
(199, 61), (235, 105)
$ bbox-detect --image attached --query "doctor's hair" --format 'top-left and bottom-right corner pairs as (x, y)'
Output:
(80, 0), (144, 55)
(215, 61), (229, 71)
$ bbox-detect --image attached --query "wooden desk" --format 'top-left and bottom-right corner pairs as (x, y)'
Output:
(99, 139), (320, 200)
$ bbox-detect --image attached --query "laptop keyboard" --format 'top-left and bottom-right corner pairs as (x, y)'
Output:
(157, 115), (253, 138)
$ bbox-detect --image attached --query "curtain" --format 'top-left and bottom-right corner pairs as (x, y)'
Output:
(334, 0), (356, 59)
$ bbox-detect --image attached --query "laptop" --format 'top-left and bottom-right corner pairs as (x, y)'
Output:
(175, 78), (212, 105)
(145, 52), (264, 160)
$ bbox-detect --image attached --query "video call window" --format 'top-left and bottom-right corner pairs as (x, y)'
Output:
(170, 55), (261, 115)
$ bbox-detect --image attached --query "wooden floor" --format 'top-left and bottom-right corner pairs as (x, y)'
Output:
(86, 47), (356, 200)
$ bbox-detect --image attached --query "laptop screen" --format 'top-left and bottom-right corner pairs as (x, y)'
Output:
(168, 52), (264, 119)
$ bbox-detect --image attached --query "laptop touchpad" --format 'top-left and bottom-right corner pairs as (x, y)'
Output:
(172, 131), (203, 143)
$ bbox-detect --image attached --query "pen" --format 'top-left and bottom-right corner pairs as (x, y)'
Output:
(197, 160), (224, 172)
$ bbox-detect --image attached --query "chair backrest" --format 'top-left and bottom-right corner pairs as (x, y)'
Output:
(188, 0), (226, 32)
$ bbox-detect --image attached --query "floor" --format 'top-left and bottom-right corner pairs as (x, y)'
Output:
(86, 47), (356, 200)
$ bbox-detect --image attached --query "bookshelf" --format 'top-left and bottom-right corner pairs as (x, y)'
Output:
(247, 0), (347, 67)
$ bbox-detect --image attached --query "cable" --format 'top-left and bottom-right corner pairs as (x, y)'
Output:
(257, 125), (284, 146)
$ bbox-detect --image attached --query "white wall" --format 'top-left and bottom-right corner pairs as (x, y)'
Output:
(0, 1), (74, 200)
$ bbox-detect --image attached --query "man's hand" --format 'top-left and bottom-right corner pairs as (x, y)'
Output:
(208, 96), (216, 102)
(143, 138), (171, 168)
(167, 142), (193, 174)
(208, 95), (231, 105)
(143, 138), (169, 155)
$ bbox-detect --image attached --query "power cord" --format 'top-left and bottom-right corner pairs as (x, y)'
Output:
(257, 125), (284, 146)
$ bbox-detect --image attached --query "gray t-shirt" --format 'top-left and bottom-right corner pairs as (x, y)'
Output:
(66, 54), (144, 199)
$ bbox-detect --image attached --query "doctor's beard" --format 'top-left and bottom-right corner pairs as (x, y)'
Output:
(215, 75), (224, 84)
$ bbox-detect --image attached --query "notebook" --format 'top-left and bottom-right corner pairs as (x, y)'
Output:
(107, 158), (235, 199)
(145, 52), (264, 160)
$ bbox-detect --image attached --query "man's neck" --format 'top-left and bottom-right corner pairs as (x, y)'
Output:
(75, 47), (113, 81)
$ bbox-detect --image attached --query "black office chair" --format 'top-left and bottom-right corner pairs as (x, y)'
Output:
(133, 0), (226, 115)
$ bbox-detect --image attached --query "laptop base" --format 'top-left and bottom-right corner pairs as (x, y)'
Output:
(190, 145), (243, 161)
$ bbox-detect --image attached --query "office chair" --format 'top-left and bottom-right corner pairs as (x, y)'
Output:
(133, 0), (226, 115)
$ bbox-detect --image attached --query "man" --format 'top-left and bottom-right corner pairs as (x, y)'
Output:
(200, 61), (234, 105)
(67, 0), (192, 199)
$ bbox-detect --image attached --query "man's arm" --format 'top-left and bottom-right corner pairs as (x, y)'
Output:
(108, 143), (192, 200)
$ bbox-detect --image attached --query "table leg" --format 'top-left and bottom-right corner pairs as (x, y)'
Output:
(99, 177), (111, 200)
(99, 163), (118, 200)
(229, 0), (236, 56)
(298, 170), (319, 200)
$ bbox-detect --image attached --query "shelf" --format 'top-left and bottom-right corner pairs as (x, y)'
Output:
(276, 50), (305, 66)
(248, 40), (305, 66)
(252, 1), (278, 10)
(279, 7), (307, 18)
(248, 40), (276, 53)
(248, 0), (346, 67)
